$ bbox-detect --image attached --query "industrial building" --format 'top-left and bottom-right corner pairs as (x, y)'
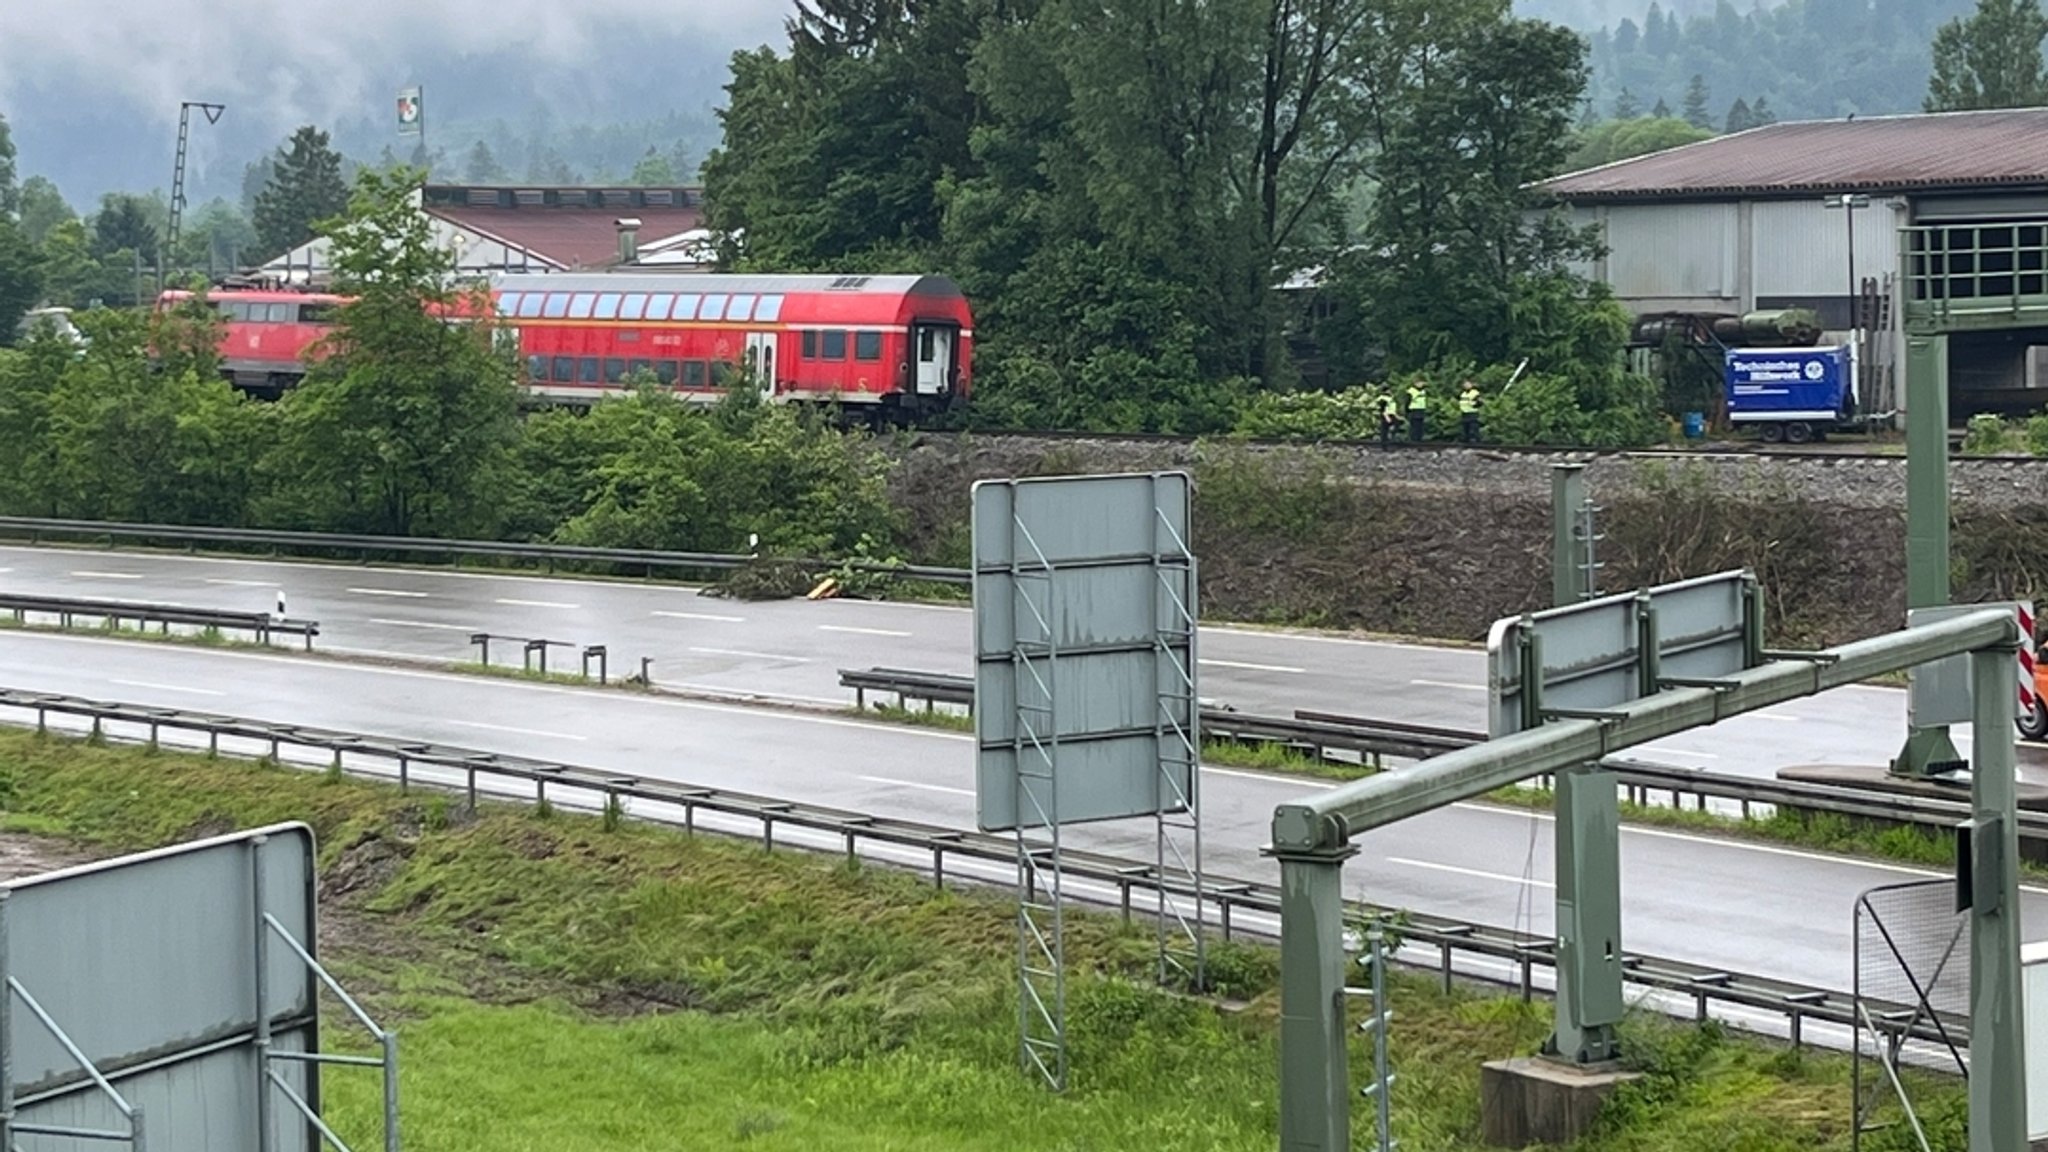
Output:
(1534, 108), (2048, 420)
(254, 182), (710, 284)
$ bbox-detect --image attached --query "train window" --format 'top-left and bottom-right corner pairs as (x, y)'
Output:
(594, 293), (623, 320)
(682, 361), (708, 388)
(568, 293), (597, 319)
(726, 294), (756, 322)
(527, 355), (549, 380)
(497, 293), (522, 317)
(821, 330), (847, 360)
(701, 294), (728, 324)
(628, 359), (652, 379)
(619, 294), (648, 321)
(801, 331), (817, 358)
(552, 356), (576, 382)
(656, 361), (679, 386)
(855, 331), (882, 361)
(604, 358), (627, 383)
(301, 303), (339, 324)
(542, 294), (570, 319)
(662, 294), (692, 321)
(268, 303), (294, 322)
(578, 357), (600, 383)
(756, 295), (784, 322)
(515, 294), (544, 318)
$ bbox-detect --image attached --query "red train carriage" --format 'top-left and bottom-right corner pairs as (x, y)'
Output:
(157, 288), (345, 398)
(494, 272), (972, 421)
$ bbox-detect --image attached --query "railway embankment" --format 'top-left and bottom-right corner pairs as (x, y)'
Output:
(885, 433), (2048, 646)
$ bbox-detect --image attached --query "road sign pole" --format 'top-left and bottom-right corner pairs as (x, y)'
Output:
(1968, 645), (2027, 1150)
(1546, 763), (1624, 1065)
(1273, 843), (1355, 1152)
(1895, 334), (1964, 778)
(1551, 465), (1590, 606)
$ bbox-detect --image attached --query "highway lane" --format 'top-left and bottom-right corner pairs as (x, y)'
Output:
(0, 544), (1977, 783)
(0, 628), (2039, 996)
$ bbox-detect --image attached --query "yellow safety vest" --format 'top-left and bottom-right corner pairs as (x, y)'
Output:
(1459, 389), (1480, 414)
(1407, 386), (1427, 411)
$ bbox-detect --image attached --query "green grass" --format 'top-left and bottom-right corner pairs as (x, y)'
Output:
(0, 725), (1964, 1151)
(0, 614), (278, 651)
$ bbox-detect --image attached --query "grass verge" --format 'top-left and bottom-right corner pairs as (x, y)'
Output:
(0, 725), (1963, 1151)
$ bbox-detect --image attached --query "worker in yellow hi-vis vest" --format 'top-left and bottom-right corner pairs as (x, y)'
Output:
(1378, 391), (1399, 447)
(1459, 380), (1482, 443)
(1406, 381), (1428, 442)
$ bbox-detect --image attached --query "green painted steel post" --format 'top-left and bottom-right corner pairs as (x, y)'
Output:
(1968, 645), (2026, 1151)
(1895, 334), (1964, 778)
(1274, 844), (1356, 1152)
(1546, 763), (1624, 1065)
(1552, 465), (1589, 606)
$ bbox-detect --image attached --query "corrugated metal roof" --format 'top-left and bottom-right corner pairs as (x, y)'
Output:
(426, 203), (706, 269)
(1535, 108), (2048, 201)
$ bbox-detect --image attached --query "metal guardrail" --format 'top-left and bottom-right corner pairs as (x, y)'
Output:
(0, 685), (1958, 1053)
(841, 667), (2048, 847)
(0, 516), (972, 587)
(0, 593), (320, 650)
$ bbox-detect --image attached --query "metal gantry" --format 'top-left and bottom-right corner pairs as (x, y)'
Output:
(1007, 520), (1067, 1092)
(163, 101), (226, 293)
(1348, 927), (1395, 1152)
(1151, 503), (1206, 992)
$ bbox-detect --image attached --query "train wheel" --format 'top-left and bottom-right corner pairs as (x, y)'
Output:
(1760, 423), (1786, 444)
(1785, 422), (1813, 444)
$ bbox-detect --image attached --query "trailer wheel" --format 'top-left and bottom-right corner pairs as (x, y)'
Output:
(1760, 423), (1786, 444)
(2021, 698), (2048, 741)
(1785, 421), (1813, 444)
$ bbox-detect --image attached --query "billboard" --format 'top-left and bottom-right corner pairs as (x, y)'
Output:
(1724, 346), (1852, 421)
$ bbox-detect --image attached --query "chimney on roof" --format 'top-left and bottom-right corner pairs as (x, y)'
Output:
(616, 217), (643, 265)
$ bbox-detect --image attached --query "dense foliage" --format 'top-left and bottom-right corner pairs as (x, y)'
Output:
(1926, 0), (2048, 112)
(703, 0), (1651, 438)
(0, 170), (896, 556)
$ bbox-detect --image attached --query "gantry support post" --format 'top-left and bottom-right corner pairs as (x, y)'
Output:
(1967, 644), (2026, 1151)
(1273, 841), (1356, 1152)
(1546, 762), (1624, 1065)
(1895, 334), (1965, 779)
(1552, 465), (1590, 606)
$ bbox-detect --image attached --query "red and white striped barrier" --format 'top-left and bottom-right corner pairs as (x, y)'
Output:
(2020, 602), (2038, 716)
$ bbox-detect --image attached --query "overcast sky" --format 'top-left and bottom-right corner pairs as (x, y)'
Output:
(0, 0), (789, 134)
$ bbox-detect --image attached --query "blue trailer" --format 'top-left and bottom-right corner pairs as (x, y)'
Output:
(1723, 345), (1855, 444)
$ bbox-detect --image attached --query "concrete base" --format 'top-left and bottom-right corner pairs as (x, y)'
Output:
(1479, 1056), (1641, 1148)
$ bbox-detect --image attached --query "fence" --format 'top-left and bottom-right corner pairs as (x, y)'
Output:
(0, 516), (971, 587)
(0, 592), (320, 650)
(842, 666), (2048, 851)
(0, 685), (1962, 1056)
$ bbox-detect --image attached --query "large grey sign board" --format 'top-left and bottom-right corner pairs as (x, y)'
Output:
(1488, 570), (1757, 738)
(974, 472), (1198, 832)
(4, 822), (319, 1152)
(1906, 601), (2033, 729)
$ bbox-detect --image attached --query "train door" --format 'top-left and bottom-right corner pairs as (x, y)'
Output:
(744, 332), (777, 400)
(913, 325), (954, 396)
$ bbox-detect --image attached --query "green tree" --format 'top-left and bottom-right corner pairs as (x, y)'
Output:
(1612, 87), (1642, 118)
(1566, 117), (1713, 170)
(17, 177), (74, 246)
(1682, 73), (1714, 128)
(37, 219), (133, 310)
(1724, 96), (1755, 132)
(270, 166), (520, 536)
(1650, 96), (1672, 118)
(149, 281), (226, 382)
(0, 216), (41, 343)
(1926, 0), (2048, 111)
(91, 194), (158, 263)
(464, 140), (507, 183)
(0, 113), (17, 219)
(1751, 95), (1777, 124)
(253, 125), (349, 260)
(628, 147), (677, 185)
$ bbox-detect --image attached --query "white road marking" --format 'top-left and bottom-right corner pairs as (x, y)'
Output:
(348, 587), (430, 598)
(859, 775), (974, 797)
(1641, 748), (1719, 762)
(206, 578), (277, 588)
(1201, 658), (1306, 674)
(1202, 766), (1336, 787)
(1387, 857), (1554, 889)
(70, 570), (142, 580)
(1411, 678), (1486, 692)
(819, 625), (912, 638)
(109, 678), (224, 697)
(1751, 712), (1802, 722)
(653, 610), (746, 623)
(495, 598), (579, 610)
(444, 719), (588, 742)
(689, 646), (810, 663)
(368, 618), (478, 632)
(0, 568), (12, 574)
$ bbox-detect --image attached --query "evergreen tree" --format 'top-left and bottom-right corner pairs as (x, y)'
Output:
(17, 177), (72, 246)
(0, 113), (17, 219)
(1926, 0), (2048, 111)
(1752, 95), (1777, 124)
(1642, 2), (1669, 53)
(0, 217), (40, 344)
(464, 140), (507, 183)
(90, 194), (157, 262)
(1725, 96), (1754, 132)
(1613, 87), (1643, 118)
(628, 147), (677, 185)
(1613, 16), (1640, 52)
(1651, 97), (1672, 119)
(253, 126), (349, 261)
(1683, 74), (1714, 129)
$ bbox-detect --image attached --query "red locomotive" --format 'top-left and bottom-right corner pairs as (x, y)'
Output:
(157, 271), (974, 423)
